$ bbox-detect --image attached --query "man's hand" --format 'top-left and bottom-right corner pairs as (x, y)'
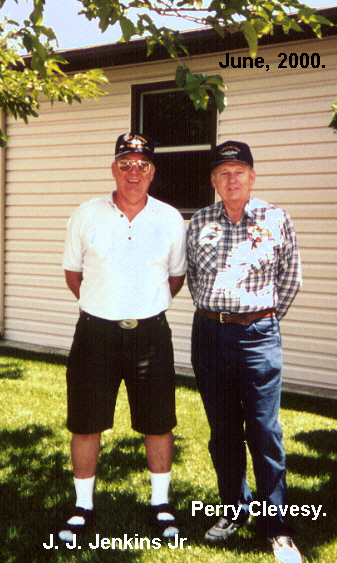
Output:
(169, 275), (185, 299)
(65, 270), (83, 300)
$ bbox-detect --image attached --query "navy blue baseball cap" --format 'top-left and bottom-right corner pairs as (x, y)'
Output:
(211, 140), (253, 170)
(115, 133), (155, 161)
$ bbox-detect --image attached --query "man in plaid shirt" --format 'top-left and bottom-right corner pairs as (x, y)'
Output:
(187, 141), (302, 563)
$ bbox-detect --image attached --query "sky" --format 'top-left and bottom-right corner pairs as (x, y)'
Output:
(1, 0), (336, 51)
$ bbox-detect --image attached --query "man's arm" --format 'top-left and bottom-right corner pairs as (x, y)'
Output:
(65, 270), (83, 300)
(186, 220), (198, 301)
(276, 213), (302, 319)
(169, 275), (185, 299)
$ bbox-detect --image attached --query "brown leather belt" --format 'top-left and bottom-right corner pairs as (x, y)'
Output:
(196, 307), (276, 326)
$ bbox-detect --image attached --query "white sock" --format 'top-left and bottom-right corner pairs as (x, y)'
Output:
(74, 475), (95, 510)
(150, 471), (179, 537)
(58, 476), (95, 543)
(150, 471), (171, 506)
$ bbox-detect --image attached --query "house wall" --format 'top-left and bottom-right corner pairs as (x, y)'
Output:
(2, 34), (337, 394)
(0, 110), (5, 336)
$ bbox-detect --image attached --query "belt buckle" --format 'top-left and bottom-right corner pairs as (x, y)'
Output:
(219, 312), (230, 323)
(118, 319), (138, 329)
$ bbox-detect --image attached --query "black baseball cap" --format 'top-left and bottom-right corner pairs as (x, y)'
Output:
(115, 133), (155, 161)
(211, 140), (253, 170)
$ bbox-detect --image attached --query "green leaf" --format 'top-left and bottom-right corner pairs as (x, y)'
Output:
(209, 84), (226, 113)
(204, 16), (225, 38)
(94, 3), (121, 33)
(198, 88), (210, 110)
(37, 25), (58, 42)
(22, 33), (33, 53)
(185, 72), (200, 93)
(30, 35), (47, 61)
(190, 87), (209, 111)
(4, 19), (20, 26)
(45, 59), (66, 76)
(0, 128), (7, 149)
(309, 22), (322, 38)
(30, 53), (46, 77)
(329, 100), (337, 131)
(206, 74), (225, 87)
(175, 65), (188, 88)
(189, 90), (201, 110)
(145, 37), (156, 57)
(119, 17), (136, 42)
(253, 18), (271, 36)
(139, 13), (153, 26)
(29, 2), (44, 26)
(129, 0), (151, 7)
(310, 14), (334, 26)
(288, 19), (303, 33)
(242, 21), (258, 58)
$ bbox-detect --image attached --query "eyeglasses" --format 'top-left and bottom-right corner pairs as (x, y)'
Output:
(117, 159), (152, 174)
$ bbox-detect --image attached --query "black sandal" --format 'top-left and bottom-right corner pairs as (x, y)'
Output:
(149, 503), (180, 538)
(58, 506), (93, 540)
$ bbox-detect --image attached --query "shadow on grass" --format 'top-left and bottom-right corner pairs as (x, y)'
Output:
(0, 355), (336, 561)
(176, 373), (198, 391)
(99, 435), (148, 479)
(99, 435), (185, 483)
(281, 391), (337, 421)
(2, 424), (334, 563)
(284, 429), (337, 550)
(188, 428), (337, 557)
(2, 490), (160, 563)
(0, 359), (25, 379)
(0, 425), (70, 563)
(0, 426), (187, 563)
(175, 375), (337, 557)
(0, 345), (68, 367)
(0, 425), (54, 448)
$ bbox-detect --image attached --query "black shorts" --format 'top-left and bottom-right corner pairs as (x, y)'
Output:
(66, 311), (177, 435)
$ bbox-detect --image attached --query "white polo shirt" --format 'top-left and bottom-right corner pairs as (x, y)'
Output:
(62, 192), (187, 320)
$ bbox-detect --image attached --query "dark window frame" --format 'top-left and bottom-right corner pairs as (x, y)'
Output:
(131, 81), (217, 218)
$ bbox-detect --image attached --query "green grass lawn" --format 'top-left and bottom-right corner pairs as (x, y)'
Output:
(0, 346), (336, 563)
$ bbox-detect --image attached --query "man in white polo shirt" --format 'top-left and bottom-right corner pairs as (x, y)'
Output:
(59, 133), (187, 543)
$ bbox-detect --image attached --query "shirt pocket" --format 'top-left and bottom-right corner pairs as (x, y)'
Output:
(196, 244), (218, 273)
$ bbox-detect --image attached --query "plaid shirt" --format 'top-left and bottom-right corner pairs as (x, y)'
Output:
(187, 197), (302, 320)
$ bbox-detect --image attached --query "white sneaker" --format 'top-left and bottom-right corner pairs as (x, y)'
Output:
(269, 536), (303, 563)
(204, 515), (249, 542)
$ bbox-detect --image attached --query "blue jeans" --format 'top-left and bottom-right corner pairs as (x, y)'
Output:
(191, 313), (291, 537)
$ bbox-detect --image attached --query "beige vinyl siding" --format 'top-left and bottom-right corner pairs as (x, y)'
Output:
(3, 34), (337, 395)
(212, 37), (337, 393)
(4, 84), (130, 349)
(0, 110), (5, 336)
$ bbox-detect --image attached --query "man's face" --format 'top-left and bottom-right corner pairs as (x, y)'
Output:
(211, 161), (256, 209)
(111, 153), (155, 206)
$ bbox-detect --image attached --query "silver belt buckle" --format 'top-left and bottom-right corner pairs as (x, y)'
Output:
(220, 312), (230, 323)
(118, 319), (139, 329)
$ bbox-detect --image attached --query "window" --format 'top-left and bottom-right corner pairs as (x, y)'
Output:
(132, 82), (216, 218)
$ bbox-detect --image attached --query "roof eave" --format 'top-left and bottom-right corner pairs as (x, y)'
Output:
(23, 6), (337, 72)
